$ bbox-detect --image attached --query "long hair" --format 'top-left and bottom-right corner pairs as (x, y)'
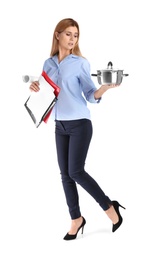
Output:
(50, 18), (83, 57)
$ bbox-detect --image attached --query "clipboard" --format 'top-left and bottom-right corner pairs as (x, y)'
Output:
(24, 71), (60, 127)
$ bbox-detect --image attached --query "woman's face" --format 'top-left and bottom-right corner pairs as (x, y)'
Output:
(56, 26), (79, 52)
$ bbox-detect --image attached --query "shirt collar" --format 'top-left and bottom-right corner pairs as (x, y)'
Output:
(51, 54), (79, 64)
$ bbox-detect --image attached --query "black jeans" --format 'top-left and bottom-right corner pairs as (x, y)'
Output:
(55, 119), (112, 219)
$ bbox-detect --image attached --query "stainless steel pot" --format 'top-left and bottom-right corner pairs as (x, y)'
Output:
(91, 61), (129, 85)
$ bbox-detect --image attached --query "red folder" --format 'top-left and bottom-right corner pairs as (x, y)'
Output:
(41, 71), (60, 123)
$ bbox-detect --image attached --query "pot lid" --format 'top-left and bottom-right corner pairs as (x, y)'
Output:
(98, 61), (124, 71)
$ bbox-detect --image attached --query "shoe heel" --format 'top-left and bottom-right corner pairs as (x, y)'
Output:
(119, 203), (126, 210)
(119, 204), (126, 209)
(81, 225), (85, 234)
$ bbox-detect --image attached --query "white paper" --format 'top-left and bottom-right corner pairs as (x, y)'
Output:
(25, 75), (56, 126)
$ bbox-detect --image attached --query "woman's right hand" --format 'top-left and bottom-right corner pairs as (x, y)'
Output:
(29, 81), (40, 92)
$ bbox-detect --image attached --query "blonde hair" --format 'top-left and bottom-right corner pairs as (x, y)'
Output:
(50, 18), (83, 57)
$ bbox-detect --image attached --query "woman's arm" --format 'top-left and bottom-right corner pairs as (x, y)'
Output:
(94, 84), (119, 100)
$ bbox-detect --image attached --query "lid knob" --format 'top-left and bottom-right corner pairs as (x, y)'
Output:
(107, 61), (113, 69)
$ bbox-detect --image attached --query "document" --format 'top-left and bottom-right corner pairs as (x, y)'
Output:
(24, 72), (60, 127)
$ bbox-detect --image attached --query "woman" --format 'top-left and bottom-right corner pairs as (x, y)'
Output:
(29, 18), (125, 240)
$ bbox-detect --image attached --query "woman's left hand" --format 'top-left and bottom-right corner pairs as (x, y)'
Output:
(103, 84), (120, 89)
(94, 84), (120, 100)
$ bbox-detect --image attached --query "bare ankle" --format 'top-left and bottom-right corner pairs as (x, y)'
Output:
(105, 206), (119, 224)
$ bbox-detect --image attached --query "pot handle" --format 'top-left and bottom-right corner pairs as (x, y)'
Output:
(107, 61), (113, 69)
(91, 74), (98, 76)
(122, 74), (129, 77)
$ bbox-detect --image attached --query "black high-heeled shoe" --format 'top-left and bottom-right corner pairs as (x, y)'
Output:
(63, 216), (86, 241)
(112, 200), (126, 232)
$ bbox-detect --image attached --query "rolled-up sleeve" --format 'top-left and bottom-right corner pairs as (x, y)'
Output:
(79, 59), (101, 103)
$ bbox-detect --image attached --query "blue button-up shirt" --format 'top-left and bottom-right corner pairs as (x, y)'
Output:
(43, 54), (100, 120)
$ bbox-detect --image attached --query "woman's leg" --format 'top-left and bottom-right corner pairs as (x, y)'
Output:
(67, 119), (120, 228)
(68, 119), (112, 210)
(55, 121), (81, 220)
(55, 119), (120, 234)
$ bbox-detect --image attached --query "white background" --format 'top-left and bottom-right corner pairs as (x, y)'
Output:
(0, 0), (156, 259)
